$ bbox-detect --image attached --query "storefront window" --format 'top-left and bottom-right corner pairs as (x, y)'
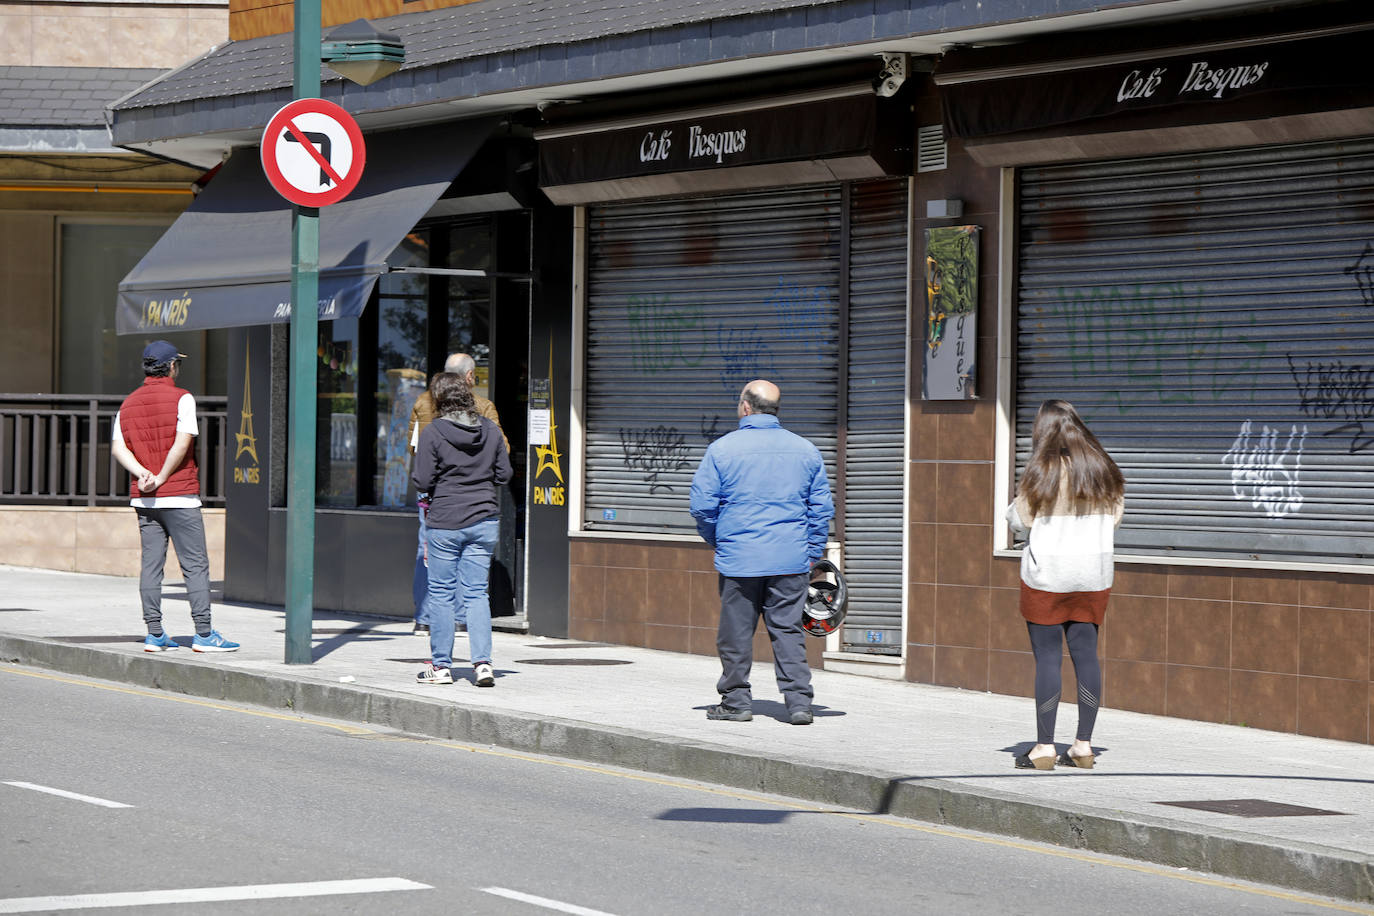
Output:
(59, 222), (228, 397)
(316, 318), (360, 506)
(311, 216), (498, 510)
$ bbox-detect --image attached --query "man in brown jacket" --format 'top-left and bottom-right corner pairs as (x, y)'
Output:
(408, 352), (507, 635)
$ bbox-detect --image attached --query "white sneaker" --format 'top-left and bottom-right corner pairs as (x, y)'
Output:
(416, 664), (452, 685)
(474, 663), (495, 687)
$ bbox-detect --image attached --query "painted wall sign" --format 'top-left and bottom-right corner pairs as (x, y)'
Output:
(232, 338), (261, 485)
(530, 364), (566, 509)
(922, 226), (980, 400)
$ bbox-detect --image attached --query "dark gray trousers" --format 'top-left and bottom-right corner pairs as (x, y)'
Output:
(716, 573), (813, 713)
(136, 507), (212, 635)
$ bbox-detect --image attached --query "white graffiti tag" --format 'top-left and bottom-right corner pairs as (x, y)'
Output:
(1221, 420), (1307, 518)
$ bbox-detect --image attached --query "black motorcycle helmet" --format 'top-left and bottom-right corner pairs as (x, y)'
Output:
(803, 559), (848, 638)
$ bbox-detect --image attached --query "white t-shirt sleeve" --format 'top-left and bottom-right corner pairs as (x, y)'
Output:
(177, 393), (198, 436)
(112, 412), (122, 443)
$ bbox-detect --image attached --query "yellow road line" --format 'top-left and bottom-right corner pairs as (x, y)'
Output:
(4, 662), (1369, 914)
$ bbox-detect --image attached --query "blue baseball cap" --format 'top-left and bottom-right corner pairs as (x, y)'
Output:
(142, 340), (186, 363)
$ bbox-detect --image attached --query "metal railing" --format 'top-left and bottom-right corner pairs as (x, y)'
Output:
(0, 394), (228, 507)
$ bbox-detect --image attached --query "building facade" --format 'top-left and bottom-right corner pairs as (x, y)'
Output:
(106, 0), (1373, 743)
(0, 0), (230, 577)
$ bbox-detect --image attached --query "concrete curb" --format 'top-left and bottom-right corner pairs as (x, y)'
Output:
(4, 633), (1370, 904)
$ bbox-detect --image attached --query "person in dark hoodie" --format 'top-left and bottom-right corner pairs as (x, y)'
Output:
(412, 371), (512, 687)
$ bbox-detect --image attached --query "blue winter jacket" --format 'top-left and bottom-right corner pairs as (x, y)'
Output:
(689, 414), (834, 577)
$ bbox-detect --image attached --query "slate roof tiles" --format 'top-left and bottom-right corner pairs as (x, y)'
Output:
(0, 67), (165, 127)
(114, 0), (835, 109)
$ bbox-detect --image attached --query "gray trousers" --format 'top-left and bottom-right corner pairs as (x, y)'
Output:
(136, 507), (212, 635)
(716, 573), (813, 712)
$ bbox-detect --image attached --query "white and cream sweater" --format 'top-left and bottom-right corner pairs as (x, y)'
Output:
(1006, 488), (1124, 596)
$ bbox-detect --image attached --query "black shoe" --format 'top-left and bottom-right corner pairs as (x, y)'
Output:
(706, 704), (752, 721)
(413, 623), (429, 636)
(789, 707), (813, 726)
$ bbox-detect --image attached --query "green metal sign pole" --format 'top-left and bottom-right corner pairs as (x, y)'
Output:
(284, 0), (322, 665)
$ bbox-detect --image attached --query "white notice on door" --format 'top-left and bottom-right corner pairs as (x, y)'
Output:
(528, 408), (551, 446)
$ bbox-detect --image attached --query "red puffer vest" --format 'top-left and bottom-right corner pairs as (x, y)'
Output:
(119, 377), (199, 498)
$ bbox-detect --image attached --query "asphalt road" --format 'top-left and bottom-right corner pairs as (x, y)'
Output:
(0, 664), (1365, 916)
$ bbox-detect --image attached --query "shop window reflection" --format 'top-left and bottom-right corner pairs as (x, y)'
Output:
(448, 220), (493, 401)
(375, 231), (431, 507)
(317, 318), (359, 505)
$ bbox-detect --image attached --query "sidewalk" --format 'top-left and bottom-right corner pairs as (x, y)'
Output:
(1, 564), (1371, 904)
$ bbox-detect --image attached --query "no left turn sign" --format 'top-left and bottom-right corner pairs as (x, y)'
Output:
(261, 98), (366, 207)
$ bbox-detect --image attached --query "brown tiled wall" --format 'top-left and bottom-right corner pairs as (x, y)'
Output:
(914, 556), (1373, 745)
(568, 538), (825, 670)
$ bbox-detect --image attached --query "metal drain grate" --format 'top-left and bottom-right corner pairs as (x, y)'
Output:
(1157, 799), (1347, 818)
(511, 658), (632, 666)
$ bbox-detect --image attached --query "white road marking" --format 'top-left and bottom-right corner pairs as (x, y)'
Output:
(481, 887), (618, 916)
(2, 781), (132, 809)
(0, 878), (430, 913)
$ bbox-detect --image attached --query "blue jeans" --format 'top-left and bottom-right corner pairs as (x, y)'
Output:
(412, 507), (429, 625)
(426, 517), (499, 669)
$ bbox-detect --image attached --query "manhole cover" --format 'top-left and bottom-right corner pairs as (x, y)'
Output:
(523, 642), (614, 649)
(512, 658), (633, 666)
(1157, 799), (1347, 818)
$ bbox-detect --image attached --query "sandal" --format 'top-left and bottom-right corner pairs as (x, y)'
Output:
(1056, 751), (1095, 769)
(1014, 751), (1056, 770)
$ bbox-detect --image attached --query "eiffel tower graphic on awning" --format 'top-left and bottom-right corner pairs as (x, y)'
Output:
(235, 341), (258, 465)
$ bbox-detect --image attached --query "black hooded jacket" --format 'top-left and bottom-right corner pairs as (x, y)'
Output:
(412, 413), (513, 531)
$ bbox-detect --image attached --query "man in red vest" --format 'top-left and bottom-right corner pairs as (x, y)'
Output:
(111, 340), (239, 653)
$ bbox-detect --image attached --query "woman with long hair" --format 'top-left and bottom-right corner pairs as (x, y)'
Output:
(1007, 399), (1124, 770)
(412, 371), (512, 688)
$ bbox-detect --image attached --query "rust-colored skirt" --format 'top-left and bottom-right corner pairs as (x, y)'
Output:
(1019, 581), (1110, 626)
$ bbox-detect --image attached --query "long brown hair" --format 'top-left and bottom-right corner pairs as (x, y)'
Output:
(1020, 399), (1124, 517)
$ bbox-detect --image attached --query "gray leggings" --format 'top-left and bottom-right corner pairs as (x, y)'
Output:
(1027, 621), (1100, 745)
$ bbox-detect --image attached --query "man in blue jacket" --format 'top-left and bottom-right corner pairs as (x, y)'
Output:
(690, 379), (834, 725)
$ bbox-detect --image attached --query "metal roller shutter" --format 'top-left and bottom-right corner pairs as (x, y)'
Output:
(842, 179), (909, 654)
(584, 186), (842, 532)
(1016, 137), (1374, 564)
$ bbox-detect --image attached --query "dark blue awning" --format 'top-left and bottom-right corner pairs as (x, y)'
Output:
(117, 118), (495, 334)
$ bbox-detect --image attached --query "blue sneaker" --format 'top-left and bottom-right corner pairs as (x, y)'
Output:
(143, 632), (178, 653)
(192, 630), (240, 653)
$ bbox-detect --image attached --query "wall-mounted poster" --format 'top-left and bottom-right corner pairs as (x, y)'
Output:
(923, 226), (980, 400)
